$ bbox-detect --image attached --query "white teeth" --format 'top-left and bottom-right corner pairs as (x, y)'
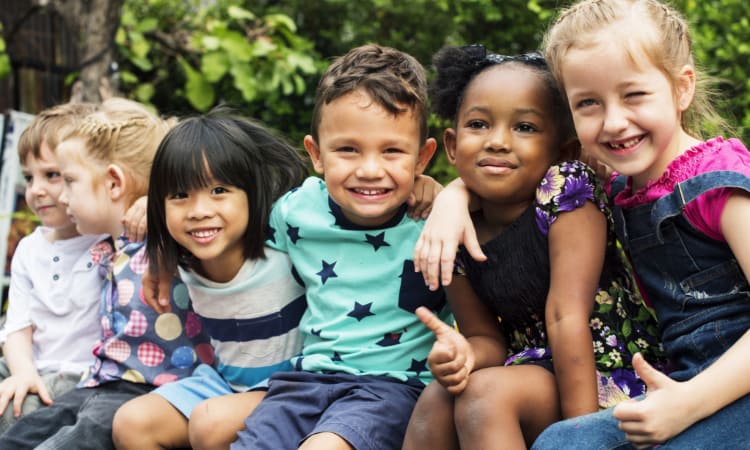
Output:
(355, 188), (386, 195)
(191, 229), (218, 238)
(609, 137), (641, 149)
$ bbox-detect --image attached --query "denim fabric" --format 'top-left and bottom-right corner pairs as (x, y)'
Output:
(0, 381), (152, 450)
(532, 393), (750, 449)
(613, 171), (750, 381)
(0, 359), (81, 435)
(532, 171), (750, 449)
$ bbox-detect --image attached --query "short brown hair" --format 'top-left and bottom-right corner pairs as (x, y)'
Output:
(309, 44), (429, 143)
(17, 102), (99, 164)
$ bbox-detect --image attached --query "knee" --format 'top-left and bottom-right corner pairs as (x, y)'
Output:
(189, 401), (233, 450)
(112, 400), (149, 449)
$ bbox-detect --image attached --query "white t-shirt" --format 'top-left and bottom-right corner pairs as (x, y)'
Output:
(0, 227), (106, 373)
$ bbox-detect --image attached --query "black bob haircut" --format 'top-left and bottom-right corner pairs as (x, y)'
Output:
(146, 108), (308, 274)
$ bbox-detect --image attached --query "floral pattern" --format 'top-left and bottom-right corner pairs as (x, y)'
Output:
(458, 160), (665, 409)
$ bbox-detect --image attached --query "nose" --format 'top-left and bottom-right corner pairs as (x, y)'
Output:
(28, 179), (46, 197)
(187, 193), (215, 220)
(485, 127), (510, 152)
(355, 154), (385, 179)
(602, 103), (629, 135)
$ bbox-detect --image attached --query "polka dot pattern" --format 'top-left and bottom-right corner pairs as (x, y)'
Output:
(137, 342), (165, 367)
(155, 313), (183, 341)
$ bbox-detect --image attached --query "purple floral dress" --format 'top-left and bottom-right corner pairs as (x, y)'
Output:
(456, 160), (665, 408)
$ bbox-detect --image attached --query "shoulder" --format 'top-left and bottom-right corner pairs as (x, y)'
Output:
(272, 176), (326, 216)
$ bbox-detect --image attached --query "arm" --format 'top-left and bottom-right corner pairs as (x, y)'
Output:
(0, 327), (52, 417)
(406, 174), (443, 220)
(614, 189), (750, 447)
(416, 277), (506, 395)
(414, 177), (486, 291)
(545, 200), (603, 418)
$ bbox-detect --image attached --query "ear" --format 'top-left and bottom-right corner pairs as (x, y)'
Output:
(414, 137), (438, 176)
(303, 135), (324, 175)
(106, 164), (127, 202)
(443, 128), (458, 165)
(676, 64), (696, 112)
(557, 137), (582, 163)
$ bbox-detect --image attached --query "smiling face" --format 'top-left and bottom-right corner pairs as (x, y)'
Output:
(22, 141), (78, 239)
(560, 34), (696, 189)
(304, 89), (436, 227)
(446, 64), (562, 211)
(165, 175), (249, 282)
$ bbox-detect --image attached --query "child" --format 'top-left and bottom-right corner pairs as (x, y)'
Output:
(530, 0), (750, 448)
(0, 103), (104, 433)
(111, 110), (308, 449)
(0, 98), (211, 450)
(401, 44), (664, 450)
(227, 43), (451, 450)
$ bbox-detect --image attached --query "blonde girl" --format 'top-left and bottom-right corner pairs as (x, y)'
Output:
(531, 0), (750, 448)
(0, 98), (211, 450)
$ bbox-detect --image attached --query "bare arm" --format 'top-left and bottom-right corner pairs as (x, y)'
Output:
(0, 327), (52, 416)
(414, 178), (485, 290)
(546, 201), (603, 418)
(614, 189), (750, 447)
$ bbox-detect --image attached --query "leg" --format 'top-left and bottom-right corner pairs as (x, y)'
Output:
(455, 365), (560, 449)
(402, 381), (458, 450)
(0, 387), (96, 450)
(113, 393), (189, 450)
(189, 391), (265, 450)
(35, 381), (153, 450)
(530, 407), (629, 450)
(299, 432), (353, 450)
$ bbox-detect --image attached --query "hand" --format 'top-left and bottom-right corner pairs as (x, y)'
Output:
(0, 373), (52, 417)
(414, 185), (485, 291)
(613, 353), (697, 448)
(416, 306), (475, 394)
(142, 266), (174, 314)
(579, 150), (613, 185)
(407, 175), (443, 220)
(122, 196), (147, 242)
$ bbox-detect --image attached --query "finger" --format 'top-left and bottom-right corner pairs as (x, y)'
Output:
(12, 387), (27, 417)
(157, 276), (173, 313)
(0, 389), (11, 416)
(425, 239), (452, 291)
(135, 215), (147, 242)
(36, 383), (53, 406)
(414, 235), (426, 273)
(632, 352), (668, 390)
(416, 306), (454, 337)
(613, 398), (643, 422)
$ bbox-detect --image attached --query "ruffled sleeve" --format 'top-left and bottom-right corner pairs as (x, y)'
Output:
(535, 160), (607, 236)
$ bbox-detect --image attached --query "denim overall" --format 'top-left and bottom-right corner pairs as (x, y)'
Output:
(532, 171), (750, 450)
(611, 170), (750, 382)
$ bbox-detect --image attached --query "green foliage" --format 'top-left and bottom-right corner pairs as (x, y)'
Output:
(113, 0), (750, 183)
(0, 22), (10, 79)
(116, 0), (320, 142)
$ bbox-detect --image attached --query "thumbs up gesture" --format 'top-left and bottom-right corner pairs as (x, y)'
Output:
(613, 353), (696, 448)
(416, 306), (475, 394)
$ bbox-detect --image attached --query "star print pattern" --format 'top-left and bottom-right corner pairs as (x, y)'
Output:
(316, 260), (338, 284)
(347, 301), (375, 321)
(365, 232), (390, 251)
(265, 177), (453, 385)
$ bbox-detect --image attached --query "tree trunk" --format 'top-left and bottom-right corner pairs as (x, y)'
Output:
(50, 0), (124, 102)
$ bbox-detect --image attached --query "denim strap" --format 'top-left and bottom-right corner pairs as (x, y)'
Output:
(652, 171), (750, 242)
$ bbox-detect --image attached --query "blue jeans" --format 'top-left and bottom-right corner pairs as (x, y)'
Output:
(531, 393), (750, 449)
(0, 380), (152, 450)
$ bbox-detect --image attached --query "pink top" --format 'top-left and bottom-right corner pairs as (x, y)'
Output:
(611, 137), (750, 241)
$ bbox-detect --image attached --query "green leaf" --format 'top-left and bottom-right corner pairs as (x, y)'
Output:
(230, 63), (257, 100)
(220, 32), (253, 62)
(181, 58), (215, 111)
(135, 17), (158, 33)
(264, 13), (297, 32)
(201, 52), (229, 82)
(227, 5), (256, 21)
(251, 38), (277, 57)
(135, 83), (155, 102)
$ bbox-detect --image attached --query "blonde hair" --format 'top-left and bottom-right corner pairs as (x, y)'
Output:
(17, 102), (99, 164)
(543, 0), (730, 139)
(61, 98), (175, 206)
